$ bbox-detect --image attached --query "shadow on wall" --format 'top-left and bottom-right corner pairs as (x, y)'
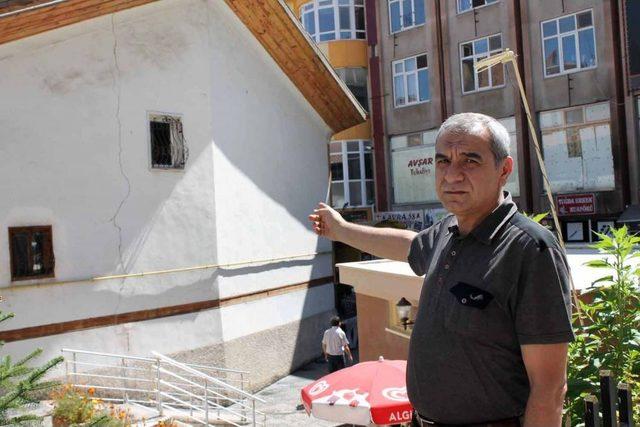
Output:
(205, 0), (336, 388)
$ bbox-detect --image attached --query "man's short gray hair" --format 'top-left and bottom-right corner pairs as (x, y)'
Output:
(435, 112), (511, 165)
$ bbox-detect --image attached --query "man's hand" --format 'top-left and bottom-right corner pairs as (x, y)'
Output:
(308, 202), (417, 262)
(308, 202), (347, 241)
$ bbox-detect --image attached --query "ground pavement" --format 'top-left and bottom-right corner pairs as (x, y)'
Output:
(250, 355), (358, 427)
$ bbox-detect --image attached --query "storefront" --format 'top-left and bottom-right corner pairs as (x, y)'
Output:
(540, 102), (619, 242)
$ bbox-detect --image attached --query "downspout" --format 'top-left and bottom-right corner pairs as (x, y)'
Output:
(365, 0), (389, 211)
(434, 0), (448, 122)
(611, 0), (631, 206)
(513, 0), (533, 211)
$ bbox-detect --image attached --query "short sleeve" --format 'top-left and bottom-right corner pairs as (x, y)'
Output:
(322, 331), (328, 345)
(514, 245), (575, 345)
(407, 233), (426, 276)
(339, 330), (349, 346)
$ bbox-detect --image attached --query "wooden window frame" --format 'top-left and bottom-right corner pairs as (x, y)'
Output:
(8, 225), (55, 282)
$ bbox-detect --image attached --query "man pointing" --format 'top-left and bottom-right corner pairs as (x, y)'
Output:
(309, 113), (574, 427)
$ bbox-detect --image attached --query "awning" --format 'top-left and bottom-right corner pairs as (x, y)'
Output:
(617, 204), (640, 223)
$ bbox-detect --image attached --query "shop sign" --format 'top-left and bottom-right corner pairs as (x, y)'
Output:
(391, 145), (438, 204)
(557, 193), (596, 216)
(375, 210), (424, 232)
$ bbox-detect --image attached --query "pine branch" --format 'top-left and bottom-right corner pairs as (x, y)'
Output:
(15, 349), (43, 368)
(0, 312), (14, 324)
(25, 356), (63, 384)
(4, 413), (42, 425)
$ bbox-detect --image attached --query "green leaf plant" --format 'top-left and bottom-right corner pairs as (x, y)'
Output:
(565, 226), (640, 425)
(0, 310), (63, 425)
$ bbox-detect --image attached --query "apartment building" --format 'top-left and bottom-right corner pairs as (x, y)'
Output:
(294, 0), (640, 361)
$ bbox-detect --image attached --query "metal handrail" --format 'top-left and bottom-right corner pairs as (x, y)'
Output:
(151, 351), (265, 403)
(61, 348), (266, 426)
(62, 348), (249, 376)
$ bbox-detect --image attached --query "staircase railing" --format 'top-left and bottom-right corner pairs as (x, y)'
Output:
(61, 348), (267, 426)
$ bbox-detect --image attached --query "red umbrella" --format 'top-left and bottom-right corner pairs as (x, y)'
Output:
(301, 357), (413, 426)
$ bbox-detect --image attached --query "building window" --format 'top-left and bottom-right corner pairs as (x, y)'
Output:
(460, 34), (504, 94)
(457, 0), (499, 14)
(626, 1), (640, 90)
(330, 140), (374, 208)
(541, 10), (597, 77)
(335, 68), (369, 111)
(149, 114), (187, 169)
(393, 53), (430, 107)
(389, 0), (425, 34)
(300, 0), (365, 43)
(9, 226), (55, 281)
(540, 102), (614, 193)
(390, 129), (439, 204)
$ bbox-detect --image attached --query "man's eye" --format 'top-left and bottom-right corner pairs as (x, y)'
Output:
(464, 158), (478, 164)
(436, 159), (449, 164)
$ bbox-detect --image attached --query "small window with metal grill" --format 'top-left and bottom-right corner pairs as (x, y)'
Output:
(9, 226), (55, 281)
(149, 114), (187, 169)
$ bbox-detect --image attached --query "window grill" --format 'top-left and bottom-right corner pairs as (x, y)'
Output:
(8, 226), (55, 281)
(150, 115), (188, 169)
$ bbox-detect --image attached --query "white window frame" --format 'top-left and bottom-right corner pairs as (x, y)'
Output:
(392, 53), (430, 108)
(456, 0), (499, 15)
(330, 140), (374, 208)
(539, 102), (613, 193)
(388, 0), (426, 34)
(541, 9), (597, 78)
(459, 33), (505, 94)
(299, 0), (366, 43)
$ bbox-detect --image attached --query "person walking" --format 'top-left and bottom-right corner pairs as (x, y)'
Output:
(322, 316), (353, 373)
(308, 113), (574, 427)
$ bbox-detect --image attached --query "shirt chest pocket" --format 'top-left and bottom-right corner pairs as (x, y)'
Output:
(444, 281), (508, 338)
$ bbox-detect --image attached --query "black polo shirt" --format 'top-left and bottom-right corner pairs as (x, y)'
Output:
(406, 193), (574, 424)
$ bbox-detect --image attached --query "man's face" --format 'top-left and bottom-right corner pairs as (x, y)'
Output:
(435, 130), (513, 218)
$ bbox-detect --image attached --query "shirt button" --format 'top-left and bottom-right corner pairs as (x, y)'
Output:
(461, 298), (467, 304)
(451, 251), (456, 256)
(444, 264), (450, 270)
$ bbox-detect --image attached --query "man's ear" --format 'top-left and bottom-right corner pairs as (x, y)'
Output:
(499, 156), (514, 186)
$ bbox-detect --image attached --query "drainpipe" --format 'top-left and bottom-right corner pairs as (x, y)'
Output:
(610, 0), (630, 206)
(513, 0), (533, 211)
(434, 0), (448, 122)
(365, 0), (389, 211)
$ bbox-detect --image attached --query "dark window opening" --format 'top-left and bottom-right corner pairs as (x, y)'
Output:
(626, 1), (640, 88)
(335, 68), (369, 112)
(9, 226), (54, 281)
(150, 115), (187, 169)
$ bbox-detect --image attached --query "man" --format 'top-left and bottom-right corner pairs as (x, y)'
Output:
(308, 113), (574, 427)
(322, 316), (353, 373)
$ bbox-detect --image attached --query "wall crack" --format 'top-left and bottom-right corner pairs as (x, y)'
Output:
(108, 13), (131, 320)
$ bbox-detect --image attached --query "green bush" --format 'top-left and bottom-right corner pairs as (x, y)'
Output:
(565, 226), (640, 425)
(0, 310), (62, 425)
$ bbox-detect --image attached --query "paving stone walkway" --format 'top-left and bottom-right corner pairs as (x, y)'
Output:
(250, 356), (356, 427)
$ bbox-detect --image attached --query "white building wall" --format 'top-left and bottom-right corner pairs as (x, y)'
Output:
(0, 0), (335, 371)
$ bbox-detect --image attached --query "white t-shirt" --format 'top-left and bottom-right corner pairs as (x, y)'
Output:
(322, 326), (349, 356)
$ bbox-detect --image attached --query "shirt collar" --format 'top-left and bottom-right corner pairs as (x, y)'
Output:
(447, 192), (518, 245)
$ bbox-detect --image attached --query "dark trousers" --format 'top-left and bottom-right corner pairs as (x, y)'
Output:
(327, 354), (345, 373)
(411, 412), (522, 427)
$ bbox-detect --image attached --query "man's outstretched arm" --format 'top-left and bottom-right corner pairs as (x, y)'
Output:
(308, 202), (416, 262)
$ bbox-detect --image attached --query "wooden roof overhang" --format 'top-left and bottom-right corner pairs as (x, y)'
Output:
(0, 0), (367, 133)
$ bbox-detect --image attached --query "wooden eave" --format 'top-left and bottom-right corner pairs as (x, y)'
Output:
(223, 0), (367, 133)
(0, 0), (367, 134)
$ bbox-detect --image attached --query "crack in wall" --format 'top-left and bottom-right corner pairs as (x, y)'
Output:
(108, 13), (132, 321)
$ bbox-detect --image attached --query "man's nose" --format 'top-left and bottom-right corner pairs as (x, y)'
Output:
(443, 163), (464, 183)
